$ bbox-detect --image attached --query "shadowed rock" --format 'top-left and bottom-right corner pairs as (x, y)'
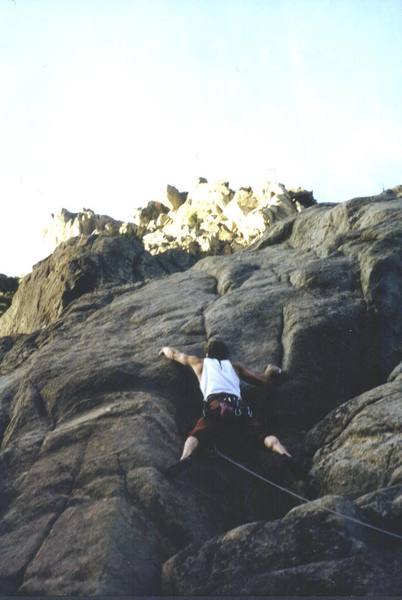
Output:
(306, 362), (402, 498)
(161, 495), (401, 595)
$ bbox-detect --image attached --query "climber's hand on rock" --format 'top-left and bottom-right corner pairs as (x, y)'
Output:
(159, 346), (171, 358)
(264, 364), (283, 380)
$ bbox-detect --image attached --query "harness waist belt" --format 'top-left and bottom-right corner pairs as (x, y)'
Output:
(205, 393), (240, 403)
(203, 393), (253, 418)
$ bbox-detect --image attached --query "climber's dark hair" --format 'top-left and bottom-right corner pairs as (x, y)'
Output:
(205, 339), (229, 360)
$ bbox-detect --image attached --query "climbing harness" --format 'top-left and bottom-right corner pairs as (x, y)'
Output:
(203, 393), (253, 419)
(214, 447), (402, 542)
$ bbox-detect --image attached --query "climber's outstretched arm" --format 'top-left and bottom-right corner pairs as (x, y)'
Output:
(159, 346), (203, 378)
(233, 363), (282, 387)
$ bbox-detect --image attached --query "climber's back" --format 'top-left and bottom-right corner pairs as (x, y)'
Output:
(199, 357), (241, 399)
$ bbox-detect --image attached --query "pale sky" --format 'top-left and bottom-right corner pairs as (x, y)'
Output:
(1, 0), (401, 276)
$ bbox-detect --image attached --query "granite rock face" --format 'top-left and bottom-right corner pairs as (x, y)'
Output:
(162, 495), (401, 595)
(0, 235), (197, 337)
(306, 370), (402, 498)
(0, 188), (401, 595)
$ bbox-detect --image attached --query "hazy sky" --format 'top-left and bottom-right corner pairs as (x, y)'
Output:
(1, 0), (401, 276)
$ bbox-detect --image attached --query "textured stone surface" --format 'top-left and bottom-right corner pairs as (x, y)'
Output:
(355, 484), (402, 534)
(161, 495), (401, 595)
(306, 378), (402, 497)
(0, 272), (231, 594)
(0, 235), (197, 337)
(0, 189), (401, 595)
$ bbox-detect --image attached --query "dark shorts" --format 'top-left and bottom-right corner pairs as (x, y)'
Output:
(188, 394), (267, 450)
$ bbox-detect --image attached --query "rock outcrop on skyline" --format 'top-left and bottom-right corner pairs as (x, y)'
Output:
(0, 184), (401, 595)
(43, 208), (137, 249)
(138, 179), (315, 256)
(44, 179), (316, 258)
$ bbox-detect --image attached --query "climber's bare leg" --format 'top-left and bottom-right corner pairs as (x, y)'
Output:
(180, 436), (199, 460)
(264, 435), (292, 457)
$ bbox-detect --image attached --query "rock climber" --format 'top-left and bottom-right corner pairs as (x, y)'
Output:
(159, 339), (291, 466)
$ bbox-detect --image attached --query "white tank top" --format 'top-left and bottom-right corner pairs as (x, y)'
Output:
(199, 358), (241, 400)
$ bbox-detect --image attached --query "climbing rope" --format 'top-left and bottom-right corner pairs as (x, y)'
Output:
(3, 431), (401, 544)
(3, 417), (401, 544)
(214, 447), (402, 542)
(98, 440), (402, 542)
